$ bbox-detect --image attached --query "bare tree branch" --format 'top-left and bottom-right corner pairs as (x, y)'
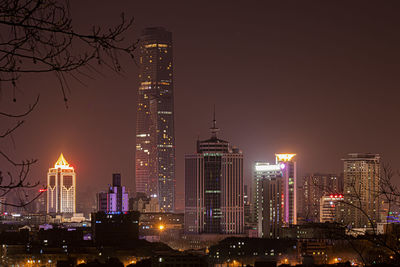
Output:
(0, 0), (136, 208)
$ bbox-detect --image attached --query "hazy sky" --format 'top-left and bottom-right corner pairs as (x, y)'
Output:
(1, 1), (400, 211)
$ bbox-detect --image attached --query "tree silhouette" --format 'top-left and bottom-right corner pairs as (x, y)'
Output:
(0, 0), (135, 208)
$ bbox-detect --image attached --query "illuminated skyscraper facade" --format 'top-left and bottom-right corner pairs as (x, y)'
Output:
(253, 154), (297, 238)
(135, 27), (175, 212)
(276, 154), (297, 226)
(253, 162), (284, 238)
(185, 118), (244, 234)
(340, 153), (380, 228)
(47, 154), (76, 214)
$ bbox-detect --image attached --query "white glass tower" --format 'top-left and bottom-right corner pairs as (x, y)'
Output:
(253, 154), (297, 238)
(47, 153), (76, 214)
(253, 161), (284, 238)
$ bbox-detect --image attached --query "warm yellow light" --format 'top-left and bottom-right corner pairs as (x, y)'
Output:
(77, 259), (86, 264)
(54, 153), (73, 169)
(276, 154), (296, 162)
(159, 224), (165, 230)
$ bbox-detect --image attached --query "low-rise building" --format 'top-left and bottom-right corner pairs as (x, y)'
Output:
(320, 194), (343, 223)
(97, 174), (129, 213)
(91, 211), (139, 247)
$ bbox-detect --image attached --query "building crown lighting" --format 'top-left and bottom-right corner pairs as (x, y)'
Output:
(254, 163), (282, 172)
(275, 153), (296, 162)
(54, 153), (73, 170)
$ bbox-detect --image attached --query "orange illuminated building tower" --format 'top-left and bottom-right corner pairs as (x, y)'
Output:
(47, 153), (76, 214)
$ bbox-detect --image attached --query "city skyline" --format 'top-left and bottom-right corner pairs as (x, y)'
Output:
(1, 1), (400, 265)
(1, 1), (400, 213)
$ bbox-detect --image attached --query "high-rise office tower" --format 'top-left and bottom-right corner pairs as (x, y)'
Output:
(276, 154), (297, 225)
(253, 154), (297, 238)
(302, 174), (341, 222)
(135, 27), (175, 212)
(185, 117), (244, 234)
(253, 162), (284, 238)
(340, 153), (380, 228)
(47, 154), (76, 214)
(98, 174), (129, 213)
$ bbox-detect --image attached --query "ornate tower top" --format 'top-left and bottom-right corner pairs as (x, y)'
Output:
(54, 153), (73, 170)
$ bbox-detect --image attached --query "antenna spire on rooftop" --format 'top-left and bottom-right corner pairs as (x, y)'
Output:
(210, 105), (220, 138)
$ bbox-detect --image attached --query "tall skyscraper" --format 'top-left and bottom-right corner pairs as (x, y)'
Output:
(340, 153), (380, 228)
(253, 154), (297, 238)
(185, 116), (244, 234)
(47, 154), (76, 214)
(302, 173), (341, 222)
(135, 27), (175, 212)
(98, 173), (129, 213)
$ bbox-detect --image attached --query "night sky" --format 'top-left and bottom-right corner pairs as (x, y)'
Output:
(1, 1), (400, 212)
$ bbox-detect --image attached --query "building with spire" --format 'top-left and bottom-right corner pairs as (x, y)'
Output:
(185, 113), (244, 234)
(47, 154), (76, 214)
(135, 27), (175, 212)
